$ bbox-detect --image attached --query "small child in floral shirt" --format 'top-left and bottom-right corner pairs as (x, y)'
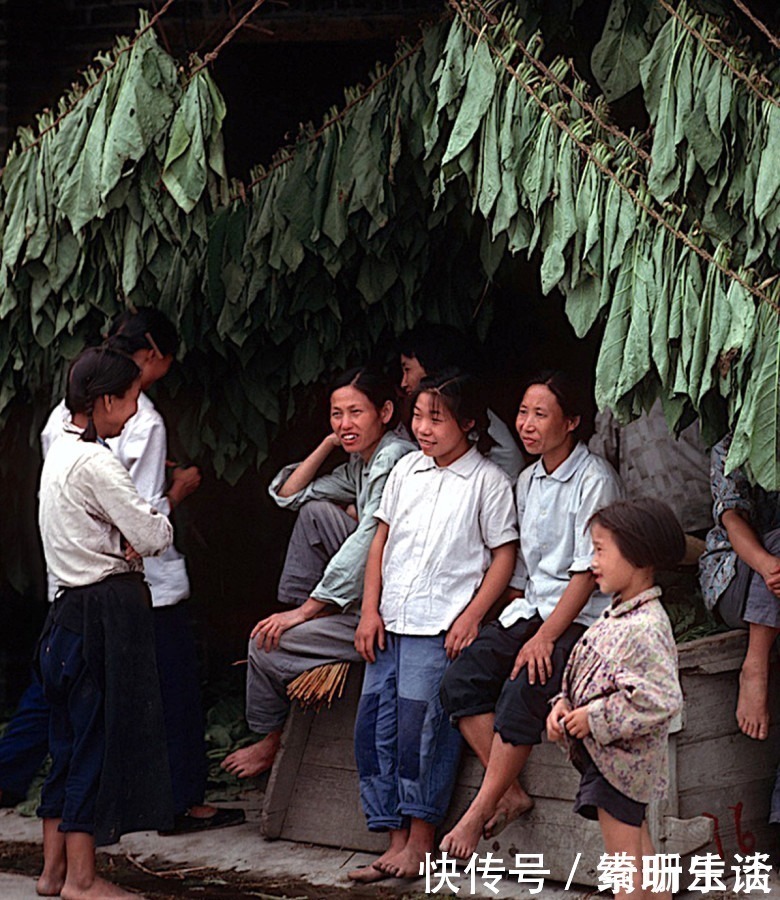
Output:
(547, 498), (685, 900)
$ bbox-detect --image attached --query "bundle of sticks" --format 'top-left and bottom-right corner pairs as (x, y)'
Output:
(286, 661), (351, 711)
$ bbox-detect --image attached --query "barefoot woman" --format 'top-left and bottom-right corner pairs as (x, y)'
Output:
(37, 347), (174, 899)
(222, 369), (414, 779)
(439, 371), (623, 859)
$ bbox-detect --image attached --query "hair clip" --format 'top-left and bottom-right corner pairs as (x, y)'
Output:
(144, 331), (164, 359)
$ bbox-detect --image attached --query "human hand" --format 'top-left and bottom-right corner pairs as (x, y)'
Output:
(546, 698), (572, 742)
(251, 609), (305, 652)
(168, 464), (202, 507)
(562, 706), (591, 739)
(123, 542), (141, 562)
(354, 611), (385, 663)
(344, 503), (358, 521)
(445, 612), (480, 660)
(760, 556), (780, 596)
(510, 633), (555, 684)
(324, 433), (342, 450)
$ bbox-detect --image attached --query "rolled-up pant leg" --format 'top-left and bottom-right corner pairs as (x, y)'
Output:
(355, 635), (403, 832)
(245, 612), (363, 735)
(396, 634), (462, 825)
(277, 501), (357, 606)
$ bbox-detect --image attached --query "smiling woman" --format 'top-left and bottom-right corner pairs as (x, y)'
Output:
(221, 367), (415, 780)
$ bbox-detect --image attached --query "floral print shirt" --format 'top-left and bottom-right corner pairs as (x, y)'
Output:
(560, 586), (683, 803)
(699, 433), (780, 610)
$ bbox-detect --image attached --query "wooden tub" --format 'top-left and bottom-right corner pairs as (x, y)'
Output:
(261, 629), (778, 886)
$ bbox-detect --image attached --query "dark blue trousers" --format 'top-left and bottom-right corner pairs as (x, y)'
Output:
(0, 673), (50, 799)
(0, 602), (207, 816)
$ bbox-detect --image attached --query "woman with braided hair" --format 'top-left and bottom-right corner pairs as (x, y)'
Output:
(37, 346), (174, 899)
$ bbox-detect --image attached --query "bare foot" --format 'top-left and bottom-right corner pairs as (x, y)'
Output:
(36, 871), (65, 897)
(187, 804), (218, 818)
(483, 783), (534, 838)
(376, 844), (430, 879)
(347, 864), (393, 883)
(737, 661), (770, 740)
(351, 830), (409, 881)
(221, 733), (281, 778)
(61, 875), (139, 899)
(440, 806), (488, 860)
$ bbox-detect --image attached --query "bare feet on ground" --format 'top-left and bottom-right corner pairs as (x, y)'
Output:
(482, 784), (534, 839)
(60, 875), (139, 899)
(36, 869), (65, 897)
(187, 804), (219, 818)
(349, 831), (408, 882)
(376, 843), (432, 879)
(737, 662), (770, 740)
(221, 733), (280, 778)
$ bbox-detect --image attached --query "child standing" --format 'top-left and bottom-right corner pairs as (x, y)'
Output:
(350, 370), (518, 882)
(547, 498), (685, 900)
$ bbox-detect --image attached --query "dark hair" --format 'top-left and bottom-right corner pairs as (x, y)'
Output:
(66, 347), (141, 443)
(588, 498), (686, 571)
(329, 367), (397, 427)
(411, 367), (495, 456)
(398, 325), (477, 375)
(106, 307), (178, 358)
(521, 369), (586, 421)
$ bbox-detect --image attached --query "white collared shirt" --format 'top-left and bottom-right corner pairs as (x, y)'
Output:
(41, 395), (190, 606)
(39, 428), (173, 590)
(376, 446), (518, 634)
(500, 442), (624, 628)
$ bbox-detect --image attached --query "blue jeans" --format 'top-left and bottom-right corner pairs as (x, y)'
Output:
(354, 633), (462, 831)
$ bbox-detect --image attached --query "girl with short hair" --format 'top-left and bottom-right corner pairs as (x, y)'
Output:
(547, 498), (685, 900)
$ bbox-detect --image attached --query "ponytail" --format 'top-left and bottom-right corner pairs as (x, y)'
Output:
(66, 347), (141, 443)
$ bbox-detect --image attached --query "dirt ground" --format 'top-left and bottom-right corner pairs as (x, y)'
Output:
(0, 840), (414, 900)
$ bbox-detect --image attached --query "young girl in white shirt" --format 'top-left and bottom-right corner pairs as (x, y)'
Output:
(350, 369), (518, 882)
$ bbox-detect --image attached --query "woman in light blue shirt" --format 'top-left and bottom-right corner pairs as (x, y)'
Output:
(440, 370), (623, 859)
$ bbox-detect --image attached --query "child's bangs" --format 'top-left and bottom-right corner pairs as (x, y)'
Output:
(421, 388), (455, 419)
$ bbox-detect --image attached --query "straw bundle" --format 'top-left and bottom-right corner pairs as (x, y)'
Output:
(286, 662), (351, 710)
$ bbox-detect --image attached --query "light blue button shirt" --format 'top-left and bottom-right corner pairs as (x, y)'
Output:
(500, 441), (624, 628)
(268, 430), (415, 608)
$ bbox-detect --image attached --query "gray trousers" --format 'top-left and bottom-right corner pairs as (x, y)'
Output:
(246, 501), (362, 734)
(277, 500), (357, 606)
(716, 527), (780, 630)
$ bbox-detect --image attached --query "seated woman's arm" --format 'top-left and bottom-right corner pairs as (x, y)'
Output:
(722, 509), (780, 596)
(276, 434), (342, 499)
(510, 571), (596, 684)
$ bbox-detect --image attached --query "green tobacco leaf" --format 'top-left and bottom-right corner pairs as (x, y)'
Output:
(728, 306), (780, 490)
(755, 104), (780, 222)
(101, 32), (177, 198)
(442, 41), (497, 166)
(591, 0), (658, 102)
(162, 70), (227, 213)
